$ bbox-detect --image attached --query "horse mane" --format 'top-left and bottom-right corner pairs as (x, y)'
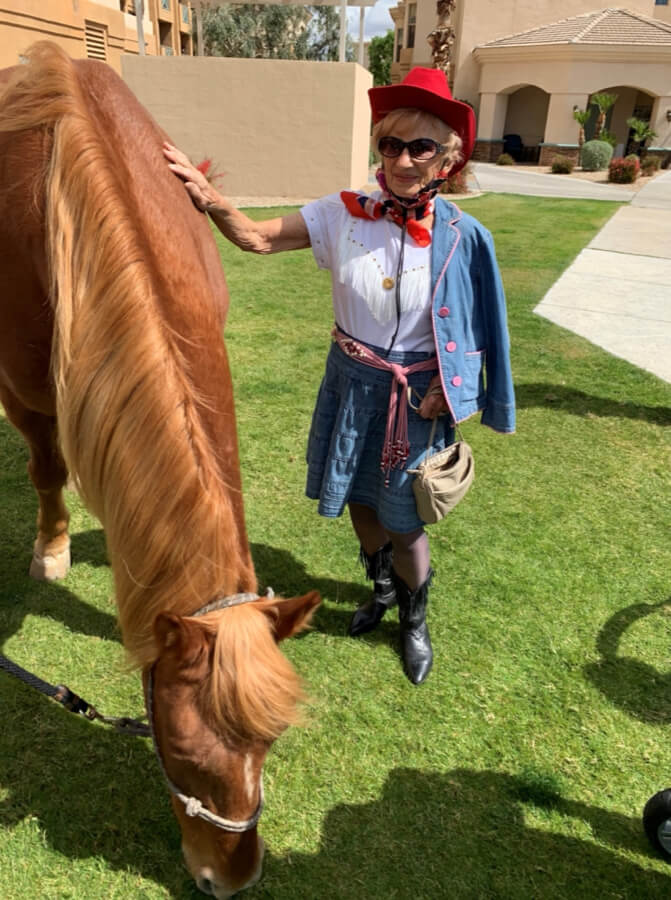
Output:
(198, 600), (305, 742)
(0, 43), (300, 741)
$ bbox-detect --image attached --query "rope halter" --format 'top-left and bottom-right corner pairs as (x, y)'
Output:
(148, 588), (274, 833)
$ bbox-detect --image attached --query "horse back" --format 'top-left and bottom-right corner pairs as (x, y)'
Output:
(0, 56), (230, 416)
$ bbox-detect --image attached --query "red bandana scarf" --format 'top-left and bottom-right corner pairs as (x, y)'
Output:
(340, 167), (449, 247)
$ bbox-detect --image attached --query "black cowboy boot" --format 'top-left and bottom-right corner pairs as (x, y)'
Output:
(393, 568), (434, 685)
(348, 543), (397, 637)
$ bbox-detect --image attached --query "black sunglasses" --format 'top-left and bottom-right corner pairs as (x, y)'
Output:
(378, 136), (446, 161)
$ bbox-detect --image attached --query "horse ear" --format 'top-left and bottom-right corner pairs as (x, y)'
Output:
(154, 613), (183, 651)
(154, 613), (207, 660)
(264, 591), (321, 642)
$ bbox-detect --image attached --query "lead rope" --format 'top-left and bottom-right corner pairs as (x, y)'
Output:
(0, 652), (151, 736)
(1, 589), (272, 831)
(0, 589), (275, 739)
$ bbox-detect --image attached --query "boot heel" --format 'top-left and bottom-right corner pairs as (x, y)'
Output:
(393, 569), (434, 684)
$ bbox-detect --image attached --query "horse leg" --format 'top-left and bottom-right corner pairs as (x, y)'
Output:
(0, 386), (71, 581)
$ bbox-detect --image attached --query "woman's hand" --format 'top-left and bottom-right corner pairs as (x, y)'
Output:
(162, 141), (310, 254)
(417, 375), (448, 419)
(162, 142), (228, 213)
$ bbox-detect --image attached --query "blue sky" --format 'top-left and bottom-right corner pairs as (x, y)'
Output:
(346, 1), (395, 41)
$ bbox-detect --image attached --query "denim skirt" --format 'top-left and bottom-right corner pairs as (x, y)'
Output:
(305, 337), (456, 533)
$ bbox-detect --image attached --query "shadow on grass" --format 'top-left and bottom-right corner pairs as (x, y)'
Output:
(1, 702), (667, 900)
(515, 383), (671, 425)
(0, 418), (118, 646)
(585, 599), (671, 725)
(0, 675), (197, 897)
(258, 767), (670, 899)
(250, 540), (404, 649)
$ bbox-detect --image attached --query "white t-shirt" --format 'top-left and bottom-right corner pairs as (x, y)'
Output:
(300, 192), (434, 352)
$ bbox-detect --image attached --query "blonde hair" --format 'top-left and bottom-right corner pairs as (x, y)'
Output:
(372, 108), (463, 172)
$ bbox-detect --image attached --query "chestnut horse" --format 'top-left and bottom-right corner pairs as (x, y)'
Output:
(0, 42), (320, 898)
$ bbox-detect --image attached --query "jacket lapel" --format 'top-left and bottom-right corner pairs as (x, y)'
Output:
(431, 200), (463, 299)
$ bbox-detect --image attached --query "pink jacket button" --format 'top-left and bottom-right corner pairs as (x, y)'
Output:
(446, 341), (457, 352)
(438, 306), (450, 317)
(451, 375), (462, 387)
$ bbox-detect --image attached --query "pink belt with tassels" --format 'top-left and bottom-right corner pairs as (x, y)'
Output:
(332, 327), (438, 485)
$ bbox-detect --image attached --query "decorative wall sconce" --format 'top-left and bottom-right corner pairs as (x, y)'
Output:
(666, 109), (671, 122)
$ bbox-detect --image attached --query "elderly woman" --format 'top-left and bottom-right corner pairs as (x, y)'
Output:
(164, 67), (515, 685)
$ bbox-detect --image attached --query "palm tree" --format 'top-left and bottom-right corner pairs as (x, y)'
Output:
(428, 0), (457, 81)
(626, 117), (658, 159)
(590, 92), (618, 141)
(573, 108), (590, 149)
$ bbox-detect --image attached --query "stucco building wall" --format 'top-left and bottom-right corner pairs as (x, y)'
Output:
(121, 55), (372, 199)
(0, 1), (193, 73)
(451, 0), (657, 106)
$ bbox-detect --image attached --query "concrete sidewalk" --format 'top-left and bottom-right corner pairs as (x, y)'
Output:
(532, 169), (671, 384)
(470, 162), (638, 202)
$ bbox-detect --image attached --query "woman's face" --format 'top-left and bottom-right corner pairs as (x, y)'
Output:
(380, 116), (447, 198)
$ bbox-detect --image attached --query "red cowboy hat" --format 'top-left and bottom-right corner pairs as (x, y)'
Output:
(369, 68), (475, 174)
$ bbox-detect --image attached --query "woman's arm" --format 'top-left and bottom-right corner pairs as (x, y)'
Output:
(163, 142), (311, 254)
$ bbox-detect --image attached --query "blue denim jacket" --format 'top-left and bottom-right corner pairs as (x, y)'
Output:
(431, 199), (515, 433)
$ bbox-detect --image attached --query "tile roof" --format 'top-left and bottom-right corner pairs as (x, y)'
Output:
(479, 8), (671, 48)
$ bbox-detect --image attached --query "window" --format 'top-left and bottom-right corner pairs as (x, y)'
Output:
(396, 28), (403, 62)
(655, 0), (668, 6)
(85, 22), (107, 61)
(407, 4), (416, 49)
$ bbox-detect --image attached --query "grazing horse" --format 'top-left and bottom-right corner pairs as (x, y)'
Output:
(0, 42), (320, 899)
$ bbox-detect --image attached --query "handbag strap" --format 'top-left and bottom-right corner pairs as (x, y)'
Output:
(407, 386), (464, 459)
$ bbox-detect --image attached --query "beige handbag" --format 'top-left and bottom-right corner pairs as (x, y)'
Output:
(407, 415), (475, 525)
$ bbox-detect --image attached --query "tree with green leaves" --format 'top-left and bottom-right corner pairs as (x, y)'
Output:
(200, 4), (351, 61)
(368, 30), (393, 86)
(572, 107), (590, 149)
(306, 7), (349, 61)
(626, 117), (657, 159)
(589, 92), (618, 141)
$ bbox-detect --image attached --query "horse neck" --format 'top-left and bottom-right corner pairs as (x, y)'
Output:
(43, 53), (255, 665)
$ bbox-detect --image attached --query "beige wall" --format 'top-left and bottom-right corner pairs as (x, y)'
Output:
(0, 0), (155, 71)
(0, 1), (196, 72)
(122, 56), (372, 199)
(388, 0), (671, 151)
(475, 46), (671, 147)
(452, 0), (658, 106)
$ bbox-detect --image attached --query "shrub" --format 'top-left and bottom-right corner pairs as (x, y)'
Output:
(608, 156), (640, 184)
(641, 155), (661, 176)
(600, 130), (617, 148)
(551, 155), (574, 174)
(581, 140), (614, 172)
(625, 153), (639, 162)
(496, 153), (515, 166)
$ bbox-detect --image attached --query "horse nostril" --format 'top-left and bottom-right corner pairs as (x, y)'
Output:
(197, 876), (215, 895)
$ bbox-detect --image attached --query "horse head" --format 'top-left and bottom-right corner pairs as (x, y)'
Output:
(148, 590), (321, 898)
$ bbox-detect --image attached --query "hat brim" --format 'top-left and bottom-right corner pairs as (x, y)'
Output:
(369, 83), (475, 175)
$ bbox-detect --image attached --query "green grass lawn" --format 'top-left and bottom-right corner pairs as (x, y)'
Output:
(1, 194), (670, 899)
